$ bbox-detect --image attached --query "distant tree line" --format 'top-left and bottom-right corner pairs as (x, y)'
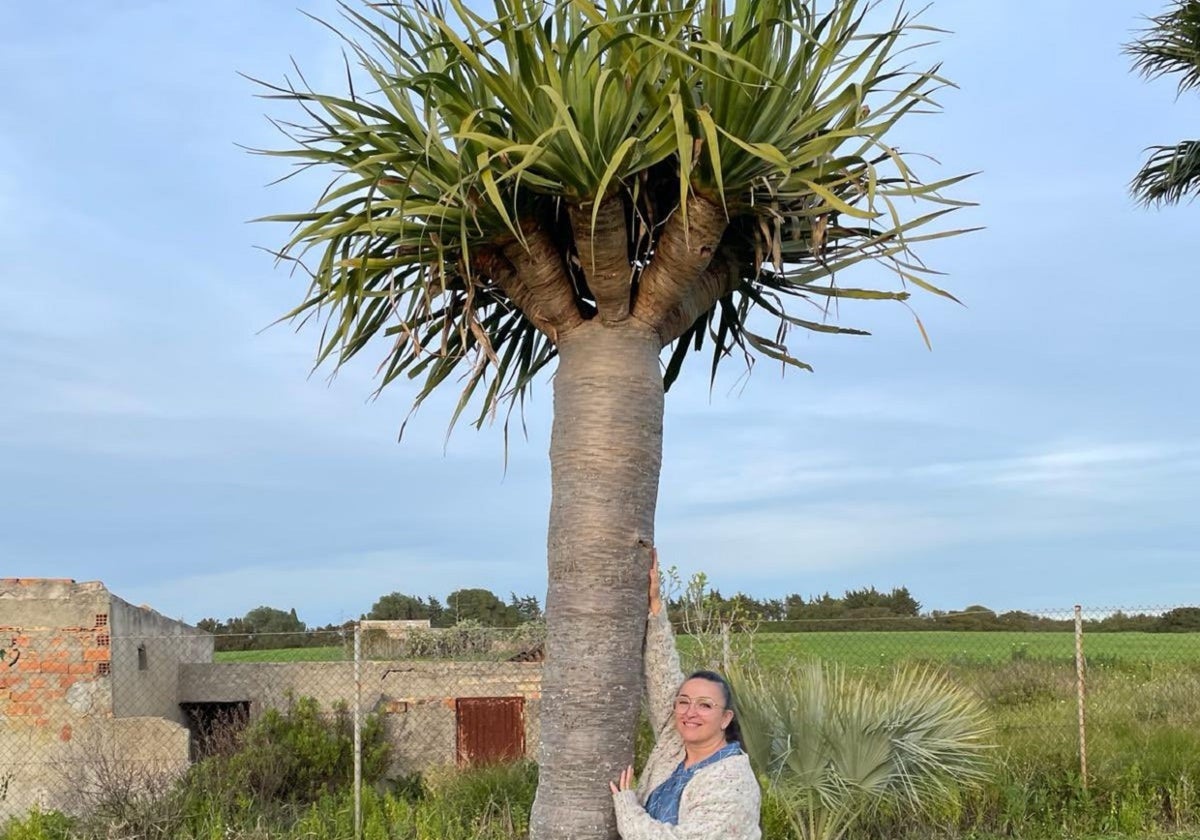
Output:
(197, 589), (544, 651)
(362, 588), (542, 628)
(666, 585), (1200, 634)
(196, 586), (1200, 651)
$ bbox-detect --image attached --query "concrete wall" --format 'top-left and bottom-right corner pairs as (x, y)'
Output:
(0, 716), (191, 819)
(178, 660), (542, 773)
(108, 595), (213, 723)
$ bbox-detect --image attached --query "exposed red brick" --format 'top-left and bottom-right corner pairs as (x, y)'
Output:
(39, 662), (70, 675)
(28, 677), (48, 689)
(58, 676), (77, 689)
(34, 717), (49, 727)
(69, 663), (93, 675)
(10, 690), (38, 703)
(60, 724), (73, 742)
(83, 649), (110, 663)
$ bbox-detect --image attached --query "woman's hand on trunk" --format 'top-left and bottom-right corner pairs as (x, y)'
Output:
(609, 765), (636, 795)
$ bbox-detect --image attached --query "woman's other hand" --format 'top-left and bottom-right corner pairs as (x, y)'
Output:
(609, 764), (635, 794)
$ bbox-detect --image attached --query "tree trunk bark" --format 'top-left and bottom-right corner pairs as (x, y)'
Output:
(530, 319), (664, 840)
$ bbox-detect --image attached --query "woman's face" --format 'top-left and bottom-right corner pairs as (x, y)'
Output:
(673, 677), (734, 747)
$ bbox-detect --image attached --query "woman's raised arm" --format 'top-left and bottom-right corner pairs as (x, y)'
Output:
(643, 549), (685, 735)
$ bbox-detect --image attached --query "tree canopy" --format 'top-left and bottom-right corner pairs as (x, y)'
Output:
(365, 592), (448, 625)
(446, 588), (525, 626)
(256, 0), (971, 433)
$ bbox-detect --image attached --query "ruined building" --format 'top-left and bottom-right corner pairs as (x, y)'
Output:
(1, 578), (542, 820)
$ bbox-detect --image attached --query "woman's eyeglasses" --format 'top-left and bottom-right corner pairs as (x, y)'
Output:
(673, 695), (723, 714)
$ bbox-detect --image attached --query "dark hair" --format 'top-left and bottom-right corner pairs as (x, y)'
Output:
(684, 670), (742, 744)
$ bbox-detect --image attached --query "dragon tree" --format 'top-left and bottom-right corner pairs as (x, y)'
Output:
(255, 0), (972, 836)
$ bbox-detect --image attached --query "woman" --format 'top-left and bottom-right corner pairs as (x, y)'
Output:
(609, 552), (762, 840)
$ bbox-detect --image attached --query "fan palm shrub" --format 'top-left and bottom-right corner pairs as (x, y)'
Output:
(733, 660), (992, 840)
(255, 0), (972, 835)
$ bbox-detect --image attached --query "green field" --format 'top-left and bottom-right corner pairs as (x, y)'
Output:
(730, 630), (1200, 667)
(212, 630), (1200, 666)
(214, 645), (350, 662)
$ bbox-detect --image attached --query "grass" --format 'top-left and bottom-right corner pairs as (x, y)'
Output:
(215, 646), (350, 662)
(0, 763), (539, 840)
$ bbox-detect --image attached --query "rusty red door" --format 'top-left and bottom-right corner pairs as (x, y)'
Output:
(455, 696), (525, 766)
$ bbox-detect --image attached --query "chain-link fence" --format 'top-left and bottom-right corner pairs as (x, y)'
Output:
(0, 617), (545, 833)
(679, 605), (1200, 790)
(3, 599), (1198, 835)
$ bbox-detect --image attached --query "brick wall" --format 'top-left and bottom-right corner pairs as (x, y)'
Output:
(0, 579), (114, 731)
(0, 579), (195, 819)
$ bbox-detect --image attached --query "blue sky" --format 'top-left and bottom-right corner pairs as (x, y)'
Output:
(1, 1), (1195, 626)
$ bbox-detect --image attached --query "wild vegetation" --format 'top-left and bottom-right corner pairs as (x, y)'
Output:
(6, 659), (1200, 839)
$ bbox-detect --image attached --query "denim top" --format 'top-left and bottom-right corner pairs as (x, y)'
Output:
(644, 741), (744, 825)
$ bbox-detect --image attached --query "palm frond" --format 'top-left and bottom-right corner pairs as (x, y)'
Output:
(1131, 139), (1200, 205)
(1125, 0), (1200, 95)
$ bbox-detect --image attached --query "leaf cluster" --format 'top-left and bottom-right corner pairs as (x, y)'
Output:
(254, 0), (972, 430)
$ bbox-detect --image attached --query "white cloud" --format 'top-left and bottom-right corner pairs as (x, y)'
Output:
(911, 440), (1200, 500)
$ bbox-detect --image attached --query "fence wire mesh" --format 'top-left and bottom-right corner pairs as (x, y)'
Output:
(0, 621), (545, 824)
(2, 604), (1198, 830)
(678, 605), (1200, 780)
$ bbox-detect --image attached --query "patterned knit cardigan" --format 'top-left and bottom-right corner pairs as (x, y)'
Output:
(611, 605), (762, 840)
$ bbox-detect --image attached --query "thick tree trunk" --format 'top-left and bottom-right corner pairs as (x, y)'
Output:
(530, 319), (664, 840)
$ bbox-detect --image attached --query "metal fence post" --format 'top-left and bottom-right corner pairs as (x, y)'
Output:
(353, 623), (362, 840)
(1074, 604), (1088, 790)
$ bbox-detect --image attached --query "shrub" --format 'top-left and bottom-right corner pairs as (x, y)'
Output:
(734, 659), (992, 840)
(187, 694), (391, 807)
(364, 620), (546, 660)
(0, 811), (74, 840)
